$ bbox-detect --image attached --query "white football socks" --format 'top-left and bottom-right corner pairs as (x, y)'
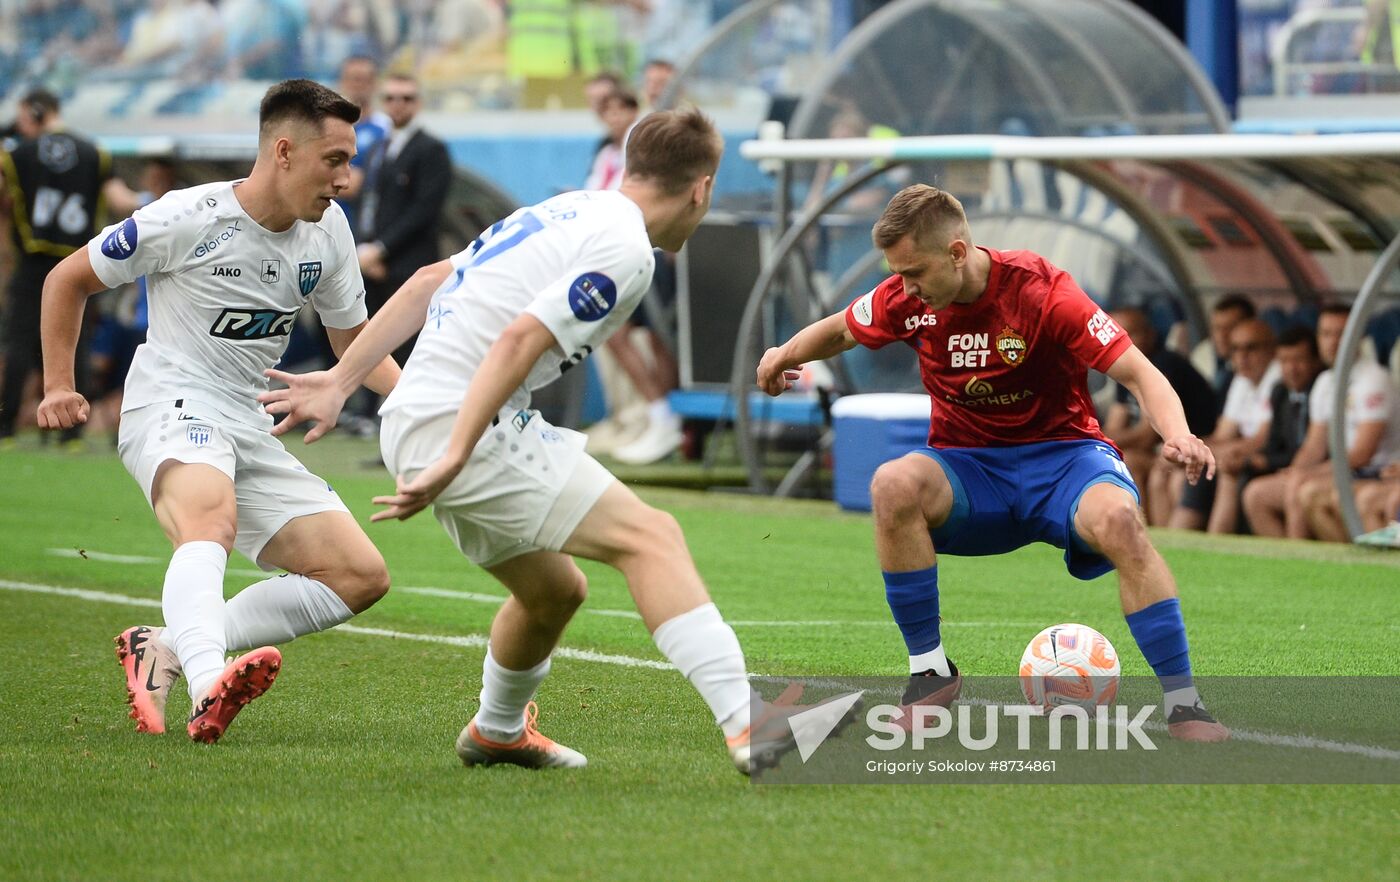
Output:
(223, 573), (353, 651)
(475, 648), (551, 742)
(908, 643), (952, 676)
(162, 541), (229, 702)
(1163, 685), (1202, 716)
(652, 602), (752, 739)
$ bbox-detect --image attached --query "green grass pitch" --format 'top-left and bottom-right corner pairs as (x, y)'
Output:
(2, 437), (1398, 880)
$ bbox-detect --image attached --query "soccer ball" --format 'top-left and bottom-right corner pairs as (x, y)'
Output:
(1019, 623), (1120, 710)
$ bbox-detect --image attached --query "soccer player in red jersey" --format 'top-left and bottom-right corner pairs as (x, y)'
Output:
(757, 185), (1228, 742)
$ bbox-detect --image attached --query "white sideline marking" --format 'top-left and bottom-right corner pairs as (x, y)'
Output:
(46, 548), (264, 578)
(6, 578), (1398, 763)
(44, 548), (1038, 630)
(0, 579), (671, 671)
(8, 585), (1400, 761)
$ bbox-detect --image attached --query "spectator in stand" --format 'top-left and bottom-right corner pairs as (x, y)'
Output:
(334, 54), (392, 235)
(584, 89), (637, 191)
(219, 0), (307, 80)
(356, 73), (451, 368)
(1204, 326), (1321, 535)
(1244, 303), (1400, 539)
(584, 70), (625, 115)
(1103, 306), (1217, 523)
(641, 58), (677, 109)
(1160, 318), (1280, 531)
(1192, 294), (1257, 414)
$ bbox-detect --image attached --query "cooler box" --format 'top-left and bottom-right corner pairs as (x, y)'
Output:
(830, 393), (932, 512)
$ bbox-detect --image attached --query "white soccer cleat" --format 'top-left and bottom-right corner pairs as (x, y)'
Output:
(455, 702), (587, 769)
(115, 626), (183, 734)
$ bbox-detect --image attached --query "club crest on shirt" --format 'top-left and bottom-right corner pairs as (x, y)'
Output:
(996, 326), (1027, 367)
(298, 261), (322, 297)
(186, 424), (213, 447)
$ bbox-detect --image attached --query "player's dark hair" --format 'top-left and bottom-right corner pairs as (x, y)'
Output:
(643, 59), (676, 72)
(1277, 325), (1319, 357)
(258, 79), (359, 142)
(624, 107), (722, 195)
(20, 87), (60, 123)
(873, 184), (968, 250)
(1212, 293), (1256, 319)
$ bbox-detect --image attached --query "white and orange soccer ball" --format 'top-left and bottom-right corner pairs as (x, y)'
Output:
(1019, 623), (1121, 710)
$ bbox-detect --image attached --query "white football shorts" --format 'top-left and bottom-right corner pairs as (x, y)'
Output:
(380, 408), (615, 567)
(117, 399), (350, 569)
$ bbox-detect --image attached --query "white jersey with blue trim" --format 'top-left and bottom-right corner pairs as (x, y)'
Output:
(380, 189), (656, 422)
(87, 180), (366, 426)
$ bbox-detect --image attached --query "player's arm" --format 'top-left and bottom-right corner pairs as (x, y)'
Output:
(36, 249), (108, 429)
(324, 323), (400, 396)
(1106, 344), (1215, 482)
(757, 312), (857, 396)
(261, 259), (453, 440)
(371, 313), (557, 522)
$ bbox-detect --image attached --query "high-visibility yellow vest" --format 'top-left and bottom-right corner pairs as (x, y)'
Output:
(1360, 0), (1400, 68)
(508, 0), (573, 78)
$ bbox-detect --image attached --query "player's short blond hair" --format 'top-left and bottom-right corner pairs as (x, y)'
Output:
(872, 184), (970, 250)
(624, 107), (723, 195)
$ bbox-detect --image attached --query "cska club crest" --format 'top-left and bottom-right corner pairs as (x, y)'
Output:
(996, 326), (1027, 367)
(298, 261), (323, 297)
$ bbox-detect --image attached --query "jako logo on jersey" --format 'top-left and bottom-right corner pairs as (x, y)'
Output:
(193, 221), (243, 258)
(851, 291), (875, 327)
(996, 326), (1027, 366)
(904, 313), (937, 331)
(211, 266), (241, 277)
(567, 272), (617, 322)
(101, 218), (139, 261)
(298, 261), (322, 297)
(209, 308), (298, 339)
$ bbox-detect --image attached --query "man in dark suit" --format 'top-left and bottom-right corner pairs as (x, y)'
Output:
(355, 73), (451, 367)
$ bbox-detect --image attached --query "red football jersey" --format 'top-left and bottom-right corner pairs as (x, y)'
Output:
(844, 247), (1131, 448)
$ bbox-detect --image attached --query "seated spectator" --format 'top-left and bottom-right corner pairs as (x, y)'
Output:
(1244, 303), (1400, 539)
(1103, 307), (1218, 523)
(1207, 326), (1322, 534)
(1160, 318), (1280, 531)
(1191, 293), (1257, 414)
(220, 0), (306, 80)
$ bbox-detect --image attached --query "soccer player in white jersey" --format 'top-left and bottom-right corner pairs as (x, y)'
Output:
(261, 109), (827, 775)
(37, 80), (401, 743)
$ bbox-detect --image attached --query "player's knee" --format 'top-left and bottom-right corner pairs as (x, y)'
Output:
(334, 552), (391, 613)
(1086, 500), (1147, 556)
(168, 517), (236, 552)
(870, 461), (926, 523)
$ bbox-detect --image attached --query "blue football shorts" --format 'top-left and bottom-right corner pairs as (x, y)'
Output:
(914, 439), (1140, 580)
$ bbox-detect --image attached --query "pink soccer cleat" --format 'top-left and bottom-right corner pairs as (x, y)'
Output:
(186, 647), (282, 744)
